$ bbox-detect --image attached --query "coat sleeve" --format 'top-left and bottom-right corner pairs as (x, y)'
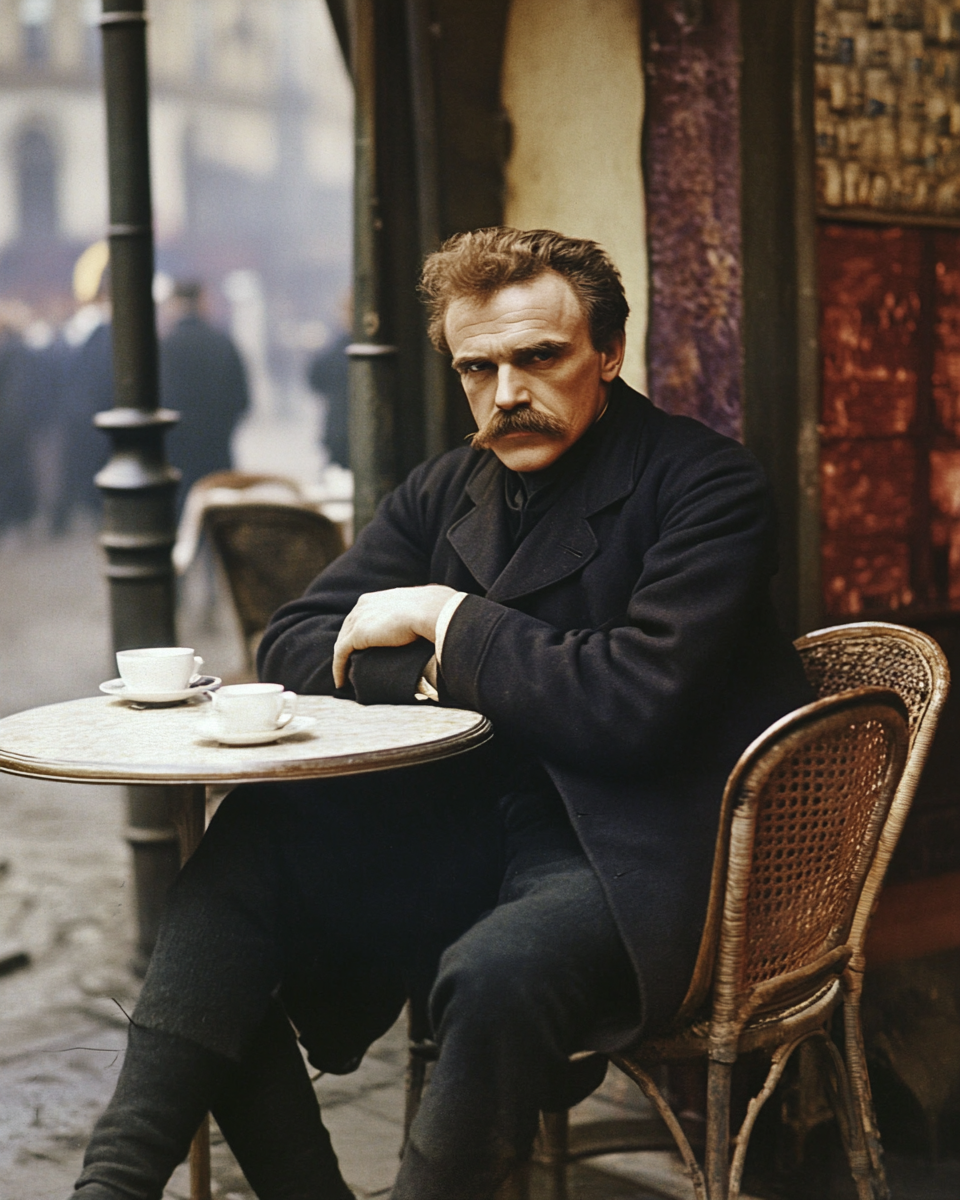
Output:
(438, 438), (780, 777)
(256, 462), (438, 695)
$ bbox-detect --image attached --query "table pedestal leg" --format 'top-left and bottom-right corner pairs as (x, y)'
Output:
(189, 1116), (212, 1200)
(172, 785), (212, 1200)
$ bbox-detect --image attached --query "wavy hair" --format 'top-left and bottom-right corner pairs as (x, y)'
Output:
(419, 227), (629, 354)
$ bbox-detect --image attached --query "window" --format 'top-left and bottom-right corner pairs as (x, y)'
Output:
(16, 125), (58, 240)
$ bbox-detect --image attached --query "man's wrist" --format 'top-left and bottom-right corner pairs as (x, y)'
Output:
(434, 592), (467, 667)
(415, 593), (465, 702)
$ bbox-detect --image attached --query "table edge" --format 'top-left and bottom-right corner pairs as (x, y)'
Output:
(0, 718), (493, 786)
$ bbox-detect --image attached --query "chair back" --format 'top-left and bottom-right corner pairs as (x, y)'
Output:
(203, 502), (345, 656)
(793, 622), (949, 958)
(673, 688), (909, 1030)
(709, 688), (908, 1038)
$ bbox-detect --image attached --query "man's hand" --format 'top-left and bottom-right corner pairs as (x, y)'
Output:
(332, 585), (458, 688)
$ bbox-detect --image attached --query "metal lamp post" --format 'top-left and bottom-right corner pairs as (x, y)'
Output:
(96, 0), (182, 972)
(347, 0), (400, 532)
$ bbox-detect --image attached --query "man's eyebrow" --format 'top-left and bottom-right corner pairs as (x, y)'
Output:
(451, 339), (571, 370)
(515, 339), (570, 359)
(451, 352), (490, 371)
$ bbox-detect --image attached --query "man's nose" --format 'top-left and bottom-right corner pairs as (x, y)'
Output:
(494, 364), (528, 408)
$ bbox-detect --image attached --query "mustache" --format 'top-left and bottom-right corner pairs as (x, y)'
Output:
(470, 407), (566, 451)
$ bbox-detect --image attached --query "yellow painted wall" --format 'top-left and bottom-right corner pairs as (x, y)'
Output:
(501, 0), (648, 392)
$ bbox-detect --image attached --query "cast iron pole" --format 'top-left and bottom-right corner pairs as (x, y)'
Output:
(348, 0), (399, 532)
(96, 0), (182, 971)
(404, 0), (446, 459)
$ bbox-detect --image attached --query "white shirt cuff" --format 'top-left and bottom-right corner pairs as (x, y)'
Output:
(434, 591), (467, 668)
(415, 666), (439, 701)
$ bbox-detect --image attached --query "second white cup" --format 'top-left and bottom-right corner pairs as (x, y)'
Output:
(212, 683), (297, 735)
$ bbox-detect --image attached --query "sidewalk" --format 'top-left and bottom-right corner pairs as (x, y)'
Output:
(0, 523), (957, 1200)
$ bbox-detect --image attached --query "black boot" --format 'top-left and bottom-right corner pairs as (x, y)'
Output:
(74, 1023), (228, 1199)
(211, 1001), (355, 1200)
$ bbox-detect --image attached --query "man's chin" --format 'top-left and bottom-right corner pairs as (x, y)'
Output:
(489, 439), (569, 473)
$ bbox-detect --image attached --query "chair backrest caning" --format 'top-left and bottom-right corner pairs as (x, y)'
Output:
(795, 622), (946, 747)
(203, 503), (345, 642)
(712, 689), (908, 1029)
(794, 622), (950, 957)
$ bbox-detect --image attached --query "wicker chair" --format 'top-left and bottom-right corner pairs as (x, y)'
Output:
(788, 622), (950, 1181)
(403, 687), (911, 1200)
(202, 502), (345, 666)
(522, 621), (947, 1200)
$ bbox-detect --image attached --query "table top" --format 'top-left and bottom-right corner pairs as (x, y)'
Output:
(0, 695), (492, 786)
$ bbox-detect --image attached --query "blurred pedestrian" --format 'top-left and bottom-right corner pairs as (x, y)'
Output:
(161, 280), (249, 511)
(53, 241), (114, 533)
(307, 327), (350, 470)
(0, 300), (39, 534)
(20, 310), (70, 533)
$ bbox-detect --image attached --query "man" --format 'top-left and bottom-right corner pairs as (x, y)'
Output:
(160, 280), (249, 510)
(74, 229), (812, 1200)
(307, 322), (351, 469)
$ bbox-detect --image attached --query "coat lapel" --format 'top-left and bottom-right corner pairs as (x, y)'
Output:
(445, 455), (514, 592)
(446, 381), (651, 604)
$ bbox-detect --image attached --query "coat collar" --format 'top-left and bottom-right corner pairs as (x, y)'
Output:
(446, 379), (650, 603)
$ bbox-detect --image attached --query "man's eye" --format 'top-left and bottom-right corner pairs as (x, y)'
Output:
(461, 362), (492, 374)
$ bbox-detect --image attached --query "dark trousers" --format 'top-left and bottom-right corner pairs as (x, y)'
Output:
(133, 750), (639, 1198)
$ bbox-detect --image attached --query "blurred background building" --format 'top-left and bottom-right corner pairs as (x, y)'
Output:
(0, 0), (352, 505)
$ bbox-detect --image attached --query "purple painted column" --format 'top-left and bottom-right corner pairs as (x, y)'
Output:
(642, 0), (743, 441)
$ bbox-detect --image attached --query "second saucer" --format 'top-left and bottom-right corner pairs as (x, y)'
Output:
(196, 715), (318, 746)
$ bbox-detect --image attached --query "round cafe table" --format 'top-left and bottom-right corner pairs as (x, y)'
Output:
(0, 692), (492, 1200)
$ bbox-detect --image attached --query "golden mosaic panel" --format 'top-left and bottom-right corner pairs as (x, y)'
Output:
(816, 0), (960, 219)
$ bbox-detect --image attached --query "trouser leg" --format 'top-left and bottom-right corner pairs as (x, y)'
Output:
(132, 784), (290, 1060)
(73, 1024), (228, 1199)
(73, 784), (342, 1200)
(392, 849), (639, 1200)
(211, 1001), (355, 1200)
(76, 763), (504, 1200)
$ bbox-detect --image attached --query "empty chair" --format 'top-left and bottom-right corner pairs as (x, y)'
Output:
(202, 502), (345, 667)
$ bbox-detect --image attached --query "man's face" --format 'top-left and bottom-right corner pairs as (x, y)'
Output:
(444, 272), (625, 473)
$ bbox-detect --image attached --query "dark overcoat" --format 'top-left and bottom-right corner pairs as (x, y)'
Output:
(258, 380), (813, 1034)
(161, 314), (249, 508)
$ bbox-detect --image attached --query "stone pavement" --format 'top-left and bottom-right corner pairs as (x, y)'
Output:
(1, 522), (958, 1200)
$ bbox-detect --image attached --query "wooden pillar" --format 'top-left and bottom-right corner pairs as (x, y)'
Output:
(642, 0), (820, 636)
(739, 0), (820, 636)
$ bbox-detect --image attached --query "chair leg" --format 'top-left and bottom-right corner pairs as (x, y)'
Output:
(402, 1000), (438, 1155)
(613, 1055), (707, 1200)
(536, 1110), (570, 1200)
(728, 1037), (806, 1200)
(494, 1160), (531, 1200)
(842, 976), (891, 1200)
(808, 1032), (878, 1200)
(705, 1058), (733, 1200)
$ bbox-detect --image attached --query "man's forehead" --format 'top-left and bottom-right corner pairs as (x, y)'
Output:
(444, 273), (585, 351)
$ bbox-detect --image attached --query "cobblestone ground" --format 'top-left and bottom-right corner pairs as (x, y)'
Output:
(0, 522), (957, 1200)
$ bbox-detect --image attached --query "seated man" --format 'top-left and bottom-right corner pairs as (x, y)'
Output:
(74, 228), (813, 1200)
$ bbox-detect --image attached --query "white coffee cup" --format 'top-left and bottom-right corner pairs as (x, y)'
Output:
(212, 683), (298, 735)
(117, 647), (204, 693)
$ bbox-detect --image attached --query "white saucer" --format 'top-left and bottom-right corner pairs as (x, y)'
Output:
(195, 715), (318, 746)
(100, 676), (222, 705)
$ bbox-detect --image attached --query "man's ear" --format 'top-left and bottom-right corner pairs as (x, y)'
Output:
(599, 331), (626, 381)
